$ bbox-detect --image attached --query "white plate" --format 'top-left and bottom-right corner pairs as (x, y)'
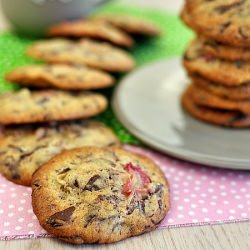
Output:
(112, 58), (250, 170)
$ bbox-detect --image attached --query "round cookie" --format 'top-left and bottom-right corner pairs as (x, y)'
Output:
(27, 39), (136, 73)
(5, 64), (115, 90)
(32, 147), (170, 244)
(0, 89), (107, 125)
(199, 37), (250, 61)
(182, 85), (250, 127)
(192, 74), (250, 100)
(183, 39), (250, 86)
(187, 83), (250, 115)
(47, 20), (134, 48)
(93, 15), (161, 36)
(181, 1), (250, 48)
(0, 121), (119, 186)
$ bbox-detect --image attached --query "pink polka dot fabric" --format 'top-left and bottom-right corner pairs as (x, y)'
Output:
(0, 145), (249, 240)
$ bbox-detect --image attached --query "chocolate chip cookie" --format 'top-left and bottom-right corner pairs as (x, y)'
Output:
(182, 84), (250, 127)
(27, 39), (136, 72)
(188, 83), (250, 115)
(183, 39), (250, 86)
(192, 74), (250, 100)
(47, 20), (134, 48)
(181, 1), (250, 48)
(93, 15), (161, 36)
(0, 89), (107, 125)
(32, 147), (170, 244)
(0, 121), (119, 186)
(6, 64), (115, 90)
(199, 36), (250, 61)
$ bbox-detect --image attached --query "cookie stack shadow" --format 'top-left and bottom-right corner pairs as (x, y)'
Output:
(181, 1), (250, 128)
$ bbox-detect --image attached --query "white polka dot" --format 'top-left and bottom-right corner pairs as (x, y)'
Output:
(8, 213), (14, 217)
(201, 175), (207, 180)
(221, 192), (227, 196)
(192, 219), (198, 223)
(3, 231), (10, 235)
(173, 184), (179, 188)
(221, 176), (227, 181)
(174, 177), (180, 181)
(229, 216), (235, 220)
(191, 194), (197, 198)
(177, 206), (184, 211)
(32, 215), (37, 220)
(216, 209), (223, 214)
(0, 189), (5, 193)
(1, 184), (6, 187)
(229, 209), (235, 214)
(238, 174), (244, 179)
(204, 218), (210, 222)
(223, 201), (229, 205)
(230, 181), (236, 186)
(177, 214), (184, 218)
(240, 188), (246, 193)
(18, 218), (24, 222)
(28, 231), (35, 234)
(169, 168), (175, 173)
(189, 211), (195, 216)
(200, 193), (207, 197)
(202, 208), (208, 213)
(41, 229), (47, 234)
(198, 200), (205, 204)
(210, 202), (216, 206)
(173, 190), (179, 195)
(18, 207), (24, 211)
(235, 195), (241, 199)
(187, 175), (193, 180)
(183, 189), (189, 193)
(195, 181), (201, 185)
(20, 199), (26, 204)
(23, 192), (29, 196)
(168, 218), (174, 223)
(194, 186), (200, 191)
(4, 222), (10, 226)
(219, 185), (225, 189)
(178, 171), (184, 176)
(28, 209), (33, 213)
(230, 190), (236, 194)
(10, 187), (16, 191)
(173, 197), (179, 201)
(15, 226), (22, 231)
(208, 188), (214, 193)
(210, 180), (216, 185)
(0, 209), (4, 214)
(212, 195), (218, 200)
(241, 213), (247, 218)
(28, 223), (34, 228)
(184, 198), (190, 202)
(191, 204), (197, 208)
(237, 204), (244, 209)
(11, 193), (17, 198)
(8, 204), (15, 209)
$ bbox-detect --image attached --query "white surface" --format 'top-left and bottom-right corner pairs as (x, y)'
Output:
(112, 58), (250, 170)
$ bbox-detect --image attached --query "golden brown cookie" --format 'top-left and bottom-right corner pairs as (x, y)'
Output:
(199, 37), (250, 61)
(182, 84), (250, 127)
(183, 39), (250, 86)
(93, 14), (161, 36)
(192, 74), (250, 100)
(32, 147), (170, 244)
(47, 20), (134, 48)
(27, 39), (136, 72)
(187, 83), (250, 115)
(181, 1), (250, 48)
(0, 121), (119, 186)
(5, 64), (114, 90)
(0, 89), (107, 125)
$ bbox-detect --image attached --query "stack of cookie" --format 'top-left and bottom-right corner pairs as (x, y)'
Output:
(0, 14), (170, 244)
(181, 0), (250, 127)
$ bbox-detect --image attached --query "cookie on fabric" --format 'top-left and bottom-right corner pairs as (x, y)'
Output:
(188, 83), (250, 115)
(0, 89), (107, 125)
(182, 84), (250, 127)
(32, 146), (170, 244)
(6, 64), (115, 90)
(192, 74), (250, 100)
(181, 1), (250, 48)
(183, 39), (250, 86)
(199, 37), (250, 61)
(47, 20), (134, 48)
(93, 14), (161, 36)
(0, 121), (119, 186)
(27, 39), (136, 72)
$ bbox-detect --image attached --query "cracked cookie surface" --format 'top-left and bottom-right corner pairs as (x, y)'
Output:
(0, 121), (119, 186)
(0, 89), (107, 125)
(32, 147), (170, 244)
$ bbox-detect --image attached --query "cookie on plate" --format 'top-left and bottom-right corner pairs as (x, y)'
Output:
(188, 83), (250, 115)
(6, 64), (115, 90)
(199, 37), (250, 61)
(0, 89), (107, 125)
(32, 147), (170, 244)
(182, 84), (250, 127)
(27, 39), (136, 72)
(47, 20), (134, 48)
(0, 121), (119, 186)
(181, 1), (250, 47)
(183, 39), (250, 86)
(192, 74), (250, 100)
(93, 14), (161, 36)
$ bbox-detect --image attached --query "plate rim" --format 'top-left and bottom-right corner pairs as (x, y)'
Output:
(112, 58), (250, 171)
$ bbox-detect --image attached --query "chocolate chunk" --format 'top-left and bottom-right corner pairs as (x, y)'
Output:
(158, 200), (163, 210)
(84, 214), (97, 228)
(215, 1), (245, 14)
(47, 206), (75, 227)
(82, 174), (101, 192)
(238, 27), (249, 40)
(58, 167), (71, 174)
(220, 22), (231, 33)
(74, 179), (79, 188)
